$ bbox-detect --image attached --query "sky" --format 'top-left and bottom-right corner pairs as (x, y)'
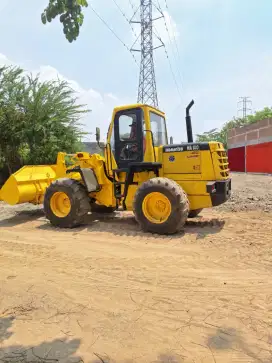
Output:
(0, 0), (272, 143)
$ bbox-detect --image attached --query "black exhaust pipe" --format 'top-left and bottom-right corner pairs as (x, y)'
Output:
(186, 100), (194, 143)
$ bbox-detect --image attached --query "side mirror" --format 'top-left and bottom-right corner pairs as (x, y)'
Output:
(95, 127), (101, 143)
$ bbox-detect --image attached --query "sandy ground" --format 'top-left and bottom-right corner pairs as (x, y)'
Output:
(0, 173), (272, 363)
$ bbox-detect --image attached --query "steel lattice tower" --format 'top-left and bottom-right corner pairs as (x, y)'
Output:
(237, 97), (252, 119)
(131, 0), (159, 107)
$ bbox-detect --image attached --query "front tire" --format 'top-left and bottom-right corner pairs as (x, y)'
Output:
(133, 177), (189, 235)
(44, 178), (91, 228)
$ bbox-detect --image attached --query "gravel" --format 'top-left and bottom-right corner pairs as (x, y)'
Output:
(216, 173), (272, 212)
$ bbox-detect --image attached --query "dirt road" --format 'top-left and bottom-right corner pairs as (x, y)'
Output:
(0, 173), (272, 363)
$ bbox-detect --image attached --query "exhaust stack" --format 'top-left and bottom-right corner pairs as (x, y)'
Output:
(186, 100), (194, 143)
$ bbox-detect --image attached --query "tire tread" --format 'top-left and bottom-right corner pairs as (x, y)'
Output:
(44, 178), (90, 228)
(133, 177), (189, 234)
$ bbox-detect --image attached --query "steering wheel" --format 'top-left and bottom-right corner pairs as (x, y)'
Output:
(121, 143), (140, 160)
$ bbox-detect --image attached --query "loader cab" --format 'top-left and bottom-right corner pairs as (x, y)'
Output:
(107, 104), (168, 170)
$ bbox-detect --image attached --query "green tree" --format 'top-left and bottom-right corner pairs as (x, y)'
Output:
(0, 66), (27, 174)
(196, 107), (272, 148)
(41, 0), (88, 43)
(246, 107), (272, 123)
(196, 128), (224, 144)
(0, 66), (89, 176)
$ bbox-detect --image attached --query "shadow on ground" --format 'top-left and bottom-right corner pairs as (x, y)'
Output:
(207, 327), (272, 363)
(0, 208), (225, 240)
(0, 317), (14, 343)
(0, 316), (82, 363)
(38, 212), (225, 240)
(0, 208), (44, 227)
(0, 316), (184, 363)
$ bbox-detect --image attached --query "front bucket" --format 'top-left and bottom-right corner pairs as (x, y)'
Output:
(0, 165), (57, 205)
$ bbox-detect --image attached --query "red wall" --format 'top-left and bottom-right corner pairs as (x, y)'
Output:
(246, 142), (272, 173)
(228, 147), (245, 172)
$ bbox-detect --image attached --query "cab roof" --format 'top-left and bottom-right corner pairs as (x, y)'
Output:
(113, 103), (165, 117)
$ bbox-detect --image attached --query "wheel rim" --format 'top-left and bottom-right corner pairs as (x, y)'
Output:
(50, 192), (71, 218)
(142, 192), (171, 224)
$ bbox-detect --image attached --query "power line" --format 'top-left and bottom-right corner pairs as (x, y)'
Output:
(164, 10), (183, 85)
(89, 3), (139, 67)
(111, 0), (138, 39)
(155, 0), (184, 90)
(152, 1), (183, 100)
(130, 3), (141, 25)
(111, 0), (131, 23)
(153, 1), (185, 118)
(128, 0), (136, 11)
(91, 0), (183, 109)
(127, 0), (141, 42)
(153, 26), (182, 101)
(162, 46), (183, 101)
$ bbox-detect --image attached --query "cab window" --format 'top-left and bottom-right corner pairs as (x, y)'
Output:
(119, 114), (137, 140)
(150, 112), (168, 146)
(110, 126), (115, 155)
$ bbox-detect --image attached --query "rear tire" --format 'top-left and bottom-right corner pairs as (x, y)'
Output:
(44, 178), (91, 228)
(133, 177), (189, 235)
(90, 203), (116, 214)
(188, 209), (203, 218)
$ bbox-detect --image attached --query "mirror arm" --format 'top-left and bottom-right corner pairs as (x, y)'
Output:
(97, 141), (103, 150)
(95, 127), (103, 149)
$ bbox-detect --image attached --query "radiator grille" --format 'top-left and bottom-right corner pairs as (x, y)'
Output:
(217, 151), (230, 177)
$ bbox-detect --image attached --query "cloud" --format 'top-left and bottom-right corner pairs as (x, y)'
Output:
(0, 53), (14, 66)
(0, 54), (119, 141)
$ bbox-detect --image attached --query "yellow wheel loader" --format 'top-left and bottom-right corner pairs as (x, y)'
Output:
(0, 101), (231, 234)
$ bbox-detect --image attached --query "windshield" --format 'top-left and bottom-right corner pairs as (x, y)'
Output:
(149, 111), (168, 146)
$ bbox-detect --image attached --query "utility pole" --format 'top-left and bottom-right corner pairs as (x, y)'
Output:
(237, 97), (252, 174)
(131, 0), (163, 108)
(237, 97), (252, 119)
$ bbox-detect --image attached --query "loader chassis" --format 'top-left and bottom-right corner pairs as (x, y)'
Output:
(0, 103), (231, 235)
